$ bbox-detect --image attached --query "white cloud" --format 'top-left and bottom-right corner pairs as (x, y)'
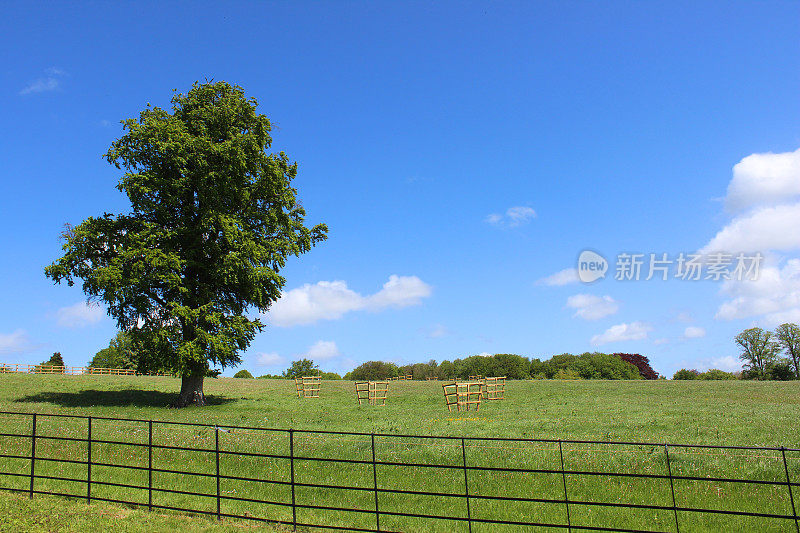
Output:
(477, 352), (492, 357)
(566, 294), (619, 320)
(683, 326), (706, 339)
(256, 340), (341, 367)
(56, 301), (104, 328)
(536, 268), (580, 286)
(715, 258), (800, 326)
(256, 352), (284, 366)
(704, 147), (800, 325)
(725, 148), (800, 213)
(0, 330), (33, 355)
(486, 206), (536, 227)
(305, 340), (340, 360)
(590, 322), (652, 346)
(709, 355), (741, 372)
(267, 275), (432, 327)
(366, 275), (432, 310)
(425, 324), (450, 338)
(268, 280), (362, 326)
(700, 203), (800, 254)
(654, 338), (670, 345)
(506, 206), (537, 226)
(20, 68), (66, 95)
(696, 355), (741, 373)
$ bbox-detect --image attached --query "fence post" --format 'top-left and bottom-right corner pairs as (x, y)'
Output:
(781, 447), (799, 533)
(664, 444), (680, 533)
(290, 429), (296, 532)
(215, 427), (221, 521)
(148, 420), (153, 512)
(461, 437), (472, 533)
(371, 434), (380, 532)
(86, 416), (92, 504)
(559, 440), (571, 533)
(29, 413), (36, 499)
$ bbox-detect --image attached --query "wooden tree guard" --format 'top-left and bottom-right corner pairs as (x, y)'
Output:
(355, 381), (389, 406)
(442, 382), (482, 412)
(425, 376), (439, 381)
(469, 374), (483, 381)
(295, 375), (321, 398)
(483, 376), (506, 400)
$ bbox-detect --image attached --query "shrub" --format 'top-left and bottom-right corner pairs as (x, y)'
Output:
(234, 369), (254, 379)
(283, 359), (320, 379)
(553, 368), (582, 380)
(529, 358), (546, 376)
(574, 353), (641, 380)
(673, 369), (699, 380)
(320, 372), (342, 380)
(699, 369), (737, 380)
(526, 353), (640, 380)
(348, 361), (400, 381)
(492, 353), (532, 379)
(436, 360), (456, 380)
(768, 360), (797, 381)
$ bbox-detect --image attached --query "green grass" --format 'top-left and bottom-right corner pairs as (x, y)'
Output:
(0, 375), (799, 532)
(0, 490), (282, 532)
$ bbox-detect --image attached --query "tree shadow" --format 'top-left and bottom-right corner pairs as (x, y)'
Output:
(15, 389), (235, 408)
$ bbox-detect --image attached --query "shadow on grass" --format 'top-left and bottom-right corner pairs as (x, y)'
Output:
(14, 389), (235, 408)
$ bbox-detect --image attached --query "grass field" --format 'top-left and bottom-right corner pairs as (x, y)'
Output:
(0, 375), (798, 532)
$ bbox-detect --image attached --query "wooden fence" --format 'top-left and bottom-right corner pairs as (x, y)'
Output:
(0, 364), (169, 376)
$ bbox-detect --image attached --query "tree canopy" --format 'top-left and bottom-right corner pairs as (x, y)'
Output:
(45, 81), (327, 406)
(283, 359), (320, 379)
(345, 361), (400, 381)
(775, 323), (800, 379)
(36, 352), (65, 372)
(735, 327), (781, 380)
(89, 332), (137, 370)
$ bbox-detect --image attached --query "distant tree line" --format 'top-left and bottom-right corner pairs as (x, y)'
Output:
(97, 324), (800, 383)
(673, 323), (800, 381)
(342, 352), (658, 381)
(673, 368), (737, 380)
(88, 333), (657, 381)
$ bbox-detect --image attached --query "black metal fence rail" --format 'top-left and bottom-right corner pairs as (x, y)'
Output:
(0, 410), (797, 533)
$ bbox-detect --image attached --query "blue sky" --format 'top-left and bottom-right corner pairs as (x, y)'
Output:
(1, 1), (799, 377)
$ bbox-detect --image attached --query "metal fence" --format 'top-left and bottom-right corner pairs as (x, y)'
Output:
(0, 410), (798, 532)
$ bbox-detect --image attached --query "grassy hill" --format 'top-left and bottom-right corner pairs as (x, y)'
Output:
(0, 374), (797, 445)
(0, 375), (798, 532)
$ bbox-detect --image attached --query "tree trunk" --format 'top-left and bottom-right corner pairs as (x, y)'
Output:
(174, 374), (206, 407)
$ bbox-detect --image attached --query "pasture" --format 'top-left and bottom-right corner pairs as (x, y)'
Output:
(0, 375), (798, 532)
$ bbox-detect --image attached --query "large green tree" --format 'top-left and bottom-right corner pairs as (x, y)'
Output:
(775, 323), (800, 379)
(735, 327), (780, 380)
(45, 82), (327, 406)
